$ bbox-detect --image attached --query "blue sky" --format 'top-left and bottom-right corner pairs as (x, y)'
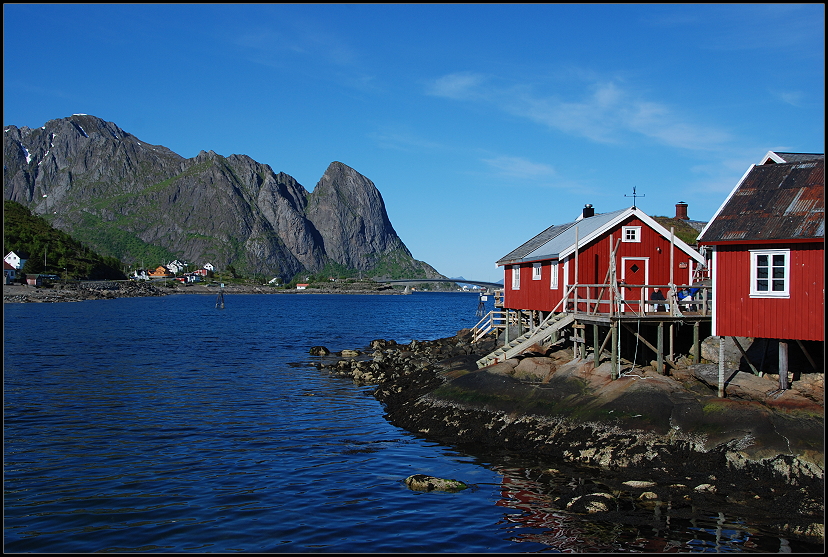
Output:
(4, 4), (824, 282)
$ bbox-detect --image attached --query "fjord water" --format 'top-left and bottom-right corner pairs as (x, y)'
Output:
(3, 293), (816, 552)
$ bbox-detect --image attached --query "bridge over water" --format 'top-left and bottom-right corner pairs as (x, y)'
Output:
(374, 278), (503, 290)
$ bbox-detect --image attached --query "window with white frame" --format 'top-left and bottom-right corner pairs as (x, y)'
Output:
(532, 262), (542, 280)
(622, 226), (641, 243)
(750, 249), (789, 297)
(512, 265), (521, 290)
(550, 261), (559, 289)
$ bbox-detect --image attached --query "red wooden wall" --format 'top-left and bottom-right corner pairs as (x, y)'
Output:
(713, 242), (824, 341)
(503, 217), (700, 313)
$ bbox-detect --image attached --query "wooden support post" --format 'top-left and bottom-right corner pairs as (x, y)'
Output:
(779, 341), (789, 390)
(593, 324), (599, 364)
(718, 336), (725, 398)
(620, 323), (678, 370)
(669, 322), (674, 363)
(796, 339), (818, 370)
(611, 321), (619, 380)
(657, 321), (664, 374)
(730, 337), (761, 376)
(504, 309), (510, 345)
(693, 321), (700, 364)
(597, 326), (612, 360)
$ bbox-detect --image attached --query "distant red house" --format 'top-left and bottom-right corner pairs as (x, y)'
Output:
(698, 152), (824, 342)
(497, 204), (705, 314)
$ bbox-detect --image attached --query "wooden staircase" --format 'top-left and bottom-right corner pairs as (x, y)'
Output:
(475, 312), (575, 368)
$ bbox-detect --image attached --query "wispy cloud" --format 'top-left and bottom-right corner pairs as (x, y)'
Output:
(427, 72), (490, 101)
(429, 73), (732, 151)
(771, 89), (806, 107)
(370, 129), (447, 152)
(481, 155), (556, 180)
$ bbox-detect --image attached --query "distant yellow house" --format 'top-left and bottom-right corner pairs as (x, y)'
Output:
(148, 265), (174, 278)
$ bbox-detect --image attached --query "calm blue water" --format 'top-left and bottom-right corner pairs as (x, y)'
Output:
(3, 292), (818, 552)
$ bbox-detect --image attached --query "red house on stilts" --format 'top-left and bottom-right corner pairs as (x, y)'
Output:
(475, 203), (709, 371)
(497, 204), (705, 316)
(698, 152), (824, 386)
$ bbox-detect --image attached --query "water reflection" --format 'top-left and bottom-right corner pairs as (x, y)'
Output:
(489, 464), (801, 553)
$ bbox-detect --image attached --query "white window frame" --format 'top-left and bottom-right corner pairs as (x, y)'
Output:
(622, 226), (641, 243)
(750, 249), (790, 298)
(511, 265), (521, 290)
(532, 262), (542, 280)
(550, 261), (559, 289)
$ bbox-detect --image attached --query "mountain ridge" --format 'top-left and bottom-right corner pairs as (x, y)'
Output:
(3, 114), (444, 282)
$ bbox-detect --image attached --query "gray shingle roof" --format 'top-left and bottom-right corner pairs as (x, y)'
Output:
(496, 208), (629, 265)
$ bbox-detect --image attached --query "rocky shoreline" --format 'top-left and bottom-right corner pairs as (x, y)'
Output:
(2, 281), (405, 303)
(311, 330), (824, 543)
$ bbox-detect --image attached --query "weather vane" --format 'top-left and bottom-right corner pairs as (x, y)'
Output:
(625, 186), (645, 209)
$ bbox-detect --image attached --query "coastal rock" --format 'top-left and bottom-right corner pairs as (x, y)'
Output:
(513, 356), (555, 382)
(313, 329), (823, 543)
(309, 346), (330, 356)
(404, 474), (468, 492)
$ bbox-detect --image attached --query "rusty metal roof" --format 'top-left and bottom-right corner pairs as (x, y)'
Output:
(699, 158), (824, 243)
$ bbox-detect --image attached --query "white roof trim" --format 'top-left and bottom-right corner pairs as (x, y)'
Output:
(760, 151), (787, 165)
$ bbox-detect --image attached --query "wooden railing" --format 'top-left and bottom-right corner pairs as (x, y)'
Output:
(562, 283), (711, 317)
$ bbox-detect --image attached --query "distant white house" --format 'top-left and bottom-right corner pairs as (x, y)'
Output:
(167, 260), (187, 274)
(4, 251), (29, 270)
(296, 283), (309, 290)
(131, 269), (150, 281)
(203, 263), (215, 272)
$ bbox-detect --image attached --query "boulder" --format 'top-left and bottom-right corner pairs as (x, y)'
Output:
(309, 346), (330, 356)
(513, 357), (555, 382)
(404, 474), (468, 492)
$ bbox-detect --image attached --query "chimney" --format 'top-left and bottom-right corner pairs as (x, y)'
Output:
(675, 201), (689, 220)
(583, 204), (595, 218)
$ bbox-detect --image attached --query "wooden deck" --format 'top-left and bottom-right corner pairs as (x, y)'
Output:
(473, 284), (712, 376)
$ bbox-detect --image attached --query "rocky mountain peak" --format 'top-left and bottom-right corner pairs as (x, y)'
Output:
(3, 115), (442, 282)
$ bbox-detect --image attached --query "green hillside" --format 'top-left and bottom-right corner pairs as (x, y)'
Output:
(3, 200), (126, 280)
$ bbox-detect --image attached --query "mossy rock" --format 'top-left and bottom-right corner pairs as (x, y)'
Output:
(404, 474), (468, 492)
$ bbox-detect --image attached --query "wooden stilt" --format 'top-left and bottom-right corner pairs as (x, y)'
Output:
(693, 321), (700, 363)
(796, 339), (818, 370)
(593, 324), (600, 364)
(730, 337), (761, 376)
(620, 322), (678, 370)
(657, 321), (664, 374)
(597, 326), (612, 361)
(779, 341), (789, 390)
(718, 336), (725, 398)
(611, 320), (618, 380)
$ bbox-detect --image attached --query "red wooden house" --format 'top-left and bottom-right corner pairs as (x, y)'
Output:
(697, 152), (824, 343)
(497, 204), (705, 314)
